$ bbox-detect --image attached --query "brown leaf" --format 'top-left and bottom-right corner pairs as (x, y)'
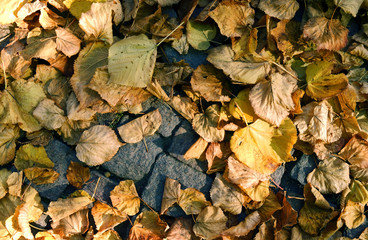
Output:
(110, 180), (140, 216)
(129, 211), (168, 240)
(92, 201), (128, 232)
(24, 167), (59, 185)
(66, 162), (90, 189)
(184, 137), (208, 161)
(178, 188), (211, 215)
(303, 17), (348, 51)
(274, 192), (298, 231)
(51, 209), (89, 238)
(206, 142), (231, 174)
(339, 134), (368, 167)
(55, 27), (81, 57)
(161, 177), (181, 215)
(166, 218), (197, 240)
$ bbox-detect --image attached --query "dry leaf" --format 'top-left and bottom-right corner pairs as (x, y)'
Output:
(339, 134), (368, 167)
(222, 210), (261, 237)
(166, 218), (196, 240)
(92, 201), (127, 232)
(47, 196), (93, 222)
(24, 167), (59, 185)
(117, 109), (162, 144)
(55, 27), (81, 57)
(76, 125), (122, 166)
(129, 211), (168, 240)
(66, 162), (90, 189)
(184, 137), (208, 160)
(161, 178), (181, 215)
(110, 180), (140, 216)
(341, 200), (365, 229)
(178, 188), (211, 215)
(33, 98), (66, 130)
(0, 125), (19, 165)
(193, 206), (227, 240)
(258, 0), (299, 20)
(51, 209), (89, 238)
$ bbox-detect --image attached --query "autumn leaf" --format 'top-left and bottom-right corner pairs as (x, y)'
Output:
(339, 134), (368, 167)
(258, 0), (299, 20)
(110, 180), (140, 216)
(66, 162), (90, 189)
(129, 211), (168, 240)
(303, 17), (348, 51)
(249, 72), (297, 126)
(334, 0), (364, 17)
(51, 209), (89, 238)
(183, 137), (208, 160)
(229, 88), (256, 123)
(193, 206), (227, 240)
(307, 157), (350, 194)
(222, 211), (261, 237)
(305, 61), (348, 100)
(343, 180), (368, 205)
(76, 125), (122, 166)
(47, 196), (93, 222)
(192, 104), (225, 142)
(166, 218), (196, 240)
(341, 200), (365, 229)
(186, 20), (216, 51)
(178, 188), (211, 215)
(117, 109), (162, 144)
(0, 0), (26, 24)
(0, 125), (19, 165)
(209, 0), (254, 38)
(108, 34), (157, 88)
(33, 99), (66, 130)
(92, 201), (127, 232)
(14, 144), (54, 171)
(160, 178), (181, 215)
(244, 180), (270, 202)
(55, 27), (81, 57)
(24, 167), (60, 185)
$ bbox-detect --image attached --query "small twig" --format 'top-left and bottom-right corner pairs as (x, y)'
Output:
(142, 138), (149, 152)
(92, 177), (101, 199)
(270, 177), (284, 191)
(287, 195), (305, 200)
(29, 223), (46, 231)
(271, 61), (300, 81)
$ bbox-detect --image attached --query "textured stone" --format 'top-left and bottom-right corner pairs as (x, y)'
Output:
(290, 154), (318, 185)
(141, 153), (213, 217)
(82, 170), (118, 204)
(32, 140), (75, 201)
(271, 165), (285, 187)
(343, 216), (368, 238)
(102, 134), (163, 181)
(168, 121), (207, 172)
(280, 173), (304, 212)
(142, 97), (182, 137)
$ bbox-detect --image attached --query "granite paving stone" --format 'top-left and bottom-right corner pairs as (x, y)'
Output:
(141, 153), (214, 217)
(102, 134), (163, 181)
(290, 154), (318, 185)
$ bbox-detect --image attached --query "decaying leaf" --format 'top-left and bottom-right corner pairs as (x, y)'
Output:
(118, 109), (162, 144)
(108, 34), (157, 88)
(76, 125), (122, 166)
(51, 209), (89, 238)
(193, 206), (227, 240)
(0, 125), (19, 166)
(210, 173), (244, 215)
(14, 144), (54, 171)
(110, 180), (140, 216)
(341, 200), (365, 229)
(47, 196), (93, 222)
(66, 162), (90, 189)
(249, 72), (297, 126)
(339, 134), (368, 167)
(222, 210), (261, 237)
(24, 167), (59, 185)
(55, 27), (81, 57)
(303, 17), (348, 51)
(209, 0), (254, 38)
(166, 218), (196, 240)
(161, 178), (181, 215)
(129, 211), (168, 240)
(258, 0), (299, 20)
(184, 137), (208, 160)
(192, 104), (225, 142)
(334, 0), (364, 17)
(178, 188), (211, 215)
(33, 98), (66, 130)
(92, 201), (127, 232)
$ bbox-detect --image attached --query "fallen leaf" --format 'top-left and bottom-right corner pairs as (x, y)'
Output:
(94, 229), (123, 240)
(207, 45), (271, 85)
(14, 144), (54, 171)
(0, 0), (26, 24)
(209, 0), (254, 38)
(257, 191), (282, 221)
(47, 196), (93, 222)
(161, 178), (181, 215)
(274, 192), (298, 231)
(0, 125), (19, 166)
(7, 171), (23, 197)
(108, 34), (157, 88)
(51, 209), (89, 238)
(258, 0), (299, 20)
(206, 142), (231, 174)
(178, 188), (211, 215)
(334, 0), (364, 17)
(341, 200), (365, 229)
(222, 210), (261, 237)
(117, 109), (162, 144)
(339, 134), (368, 167)
(76, 125), (122, 166)
(305, 61), (348, 100)
(192, 104), (225, 142)
(92, 201), (127, 232)
(129, 211), (168, 240)
(343, 180), (368, 205)
(186, 20), (216, 50)
(229, 88), (256, 123)
(33, 98), (66, 130)
(24, 167), (59, 185)
(224, 155), (270, 191)
(193, 206), (227, 240)
(184, 137), (208, 160)
(303, 17), (348, 51)
(66, 162), (90, 189)
(249, 72), (297, 126)
(79, 2), (113, 44)
(190, 65), (231, 102)
(166, 218), (196, 240)
(22, 27), (58, 61)
(55, 27), (81, 57)
(110, 180), (140, 216)
(244, 180), (270, 202)
(210, 173), (244, 215)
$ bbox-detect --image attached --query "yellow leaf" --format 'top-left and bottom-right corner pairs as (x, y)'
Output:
(15, 144), (54, 171)
(129, 211), (168, 240)
(178, 188), (210, 215)
(110, 180), (140, 216)
(229, 88), (256, 123)
(24, 167), (60, 185)
(0, 125), (19, 166)
(92, 201), (127, 232)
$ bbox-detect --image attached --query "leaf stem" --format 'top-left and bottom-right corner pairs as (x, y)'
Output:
(156, 21), (185, 48)
(92, 177), (101, 200)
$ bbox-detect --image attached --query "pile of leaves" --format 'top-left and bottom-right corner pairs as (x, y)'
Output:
(2, 0), (368, 239)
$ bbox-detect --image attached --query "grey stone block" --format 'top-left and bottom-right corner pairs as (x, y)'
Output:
(102, 134), (163, 181)
(141, 153), (213, 217)
(167, 121), (207, 172)
(162, 44), (208, 69)
(32, 140), (74, 201)
(142, 97), (182, 137)
(280, 173), (304, 212)
(290, 154), (318, 185)
(271, 165), (285, 187)
(82, 170), (118, 204)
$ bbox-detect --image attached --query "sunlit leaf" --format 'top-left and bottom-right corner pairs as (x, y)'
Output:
(33, 99), (66, 130)
(47, 196), (93, 222)
(209, 0), (254, 38)
(222, 210), (261, 237)
(207, 45), (271, 85)
(161, 178), (181, 215)
(14, 144), (54, 171)
(178, 188), (211, 215)
(92, 201), (127, 232)
(0, 0), (26, 24)
(183, 137), (208, 160)
(192, 104), (225, 142)
(110, 180), (140, 216)
(55, 27), (81, 57)
(307, 157), (350, 194)
(334, 0), (364, 17)
(51, 209), (89, 238)
(108, 34), (157, 88)
(117, 109), (162, 144)
(339, 134), (368, 167)
(244, 180), (270, 202)
(344, 180), (368, 204)
(249, 72), (297, 126)
(341, 200), (365, 229)
(0, 125), (19, 166)
(7, 172), (22, 197)
(193, 206), (227, 240)
(229, 88), (256, 123)
(129, 211), (168, 240)
(94, 229), (123, 240)
(22, 27), (58, 61)
(24, 167), (59, 185)
(76, 125), (122, 166)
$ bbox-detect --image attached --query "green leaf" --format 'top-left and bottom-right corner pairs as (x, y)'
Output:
(258, 0), (299, 20)
(186, 20), (216, 51)
(108, 34), (157, 88)
(307, 157), (350, 194)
